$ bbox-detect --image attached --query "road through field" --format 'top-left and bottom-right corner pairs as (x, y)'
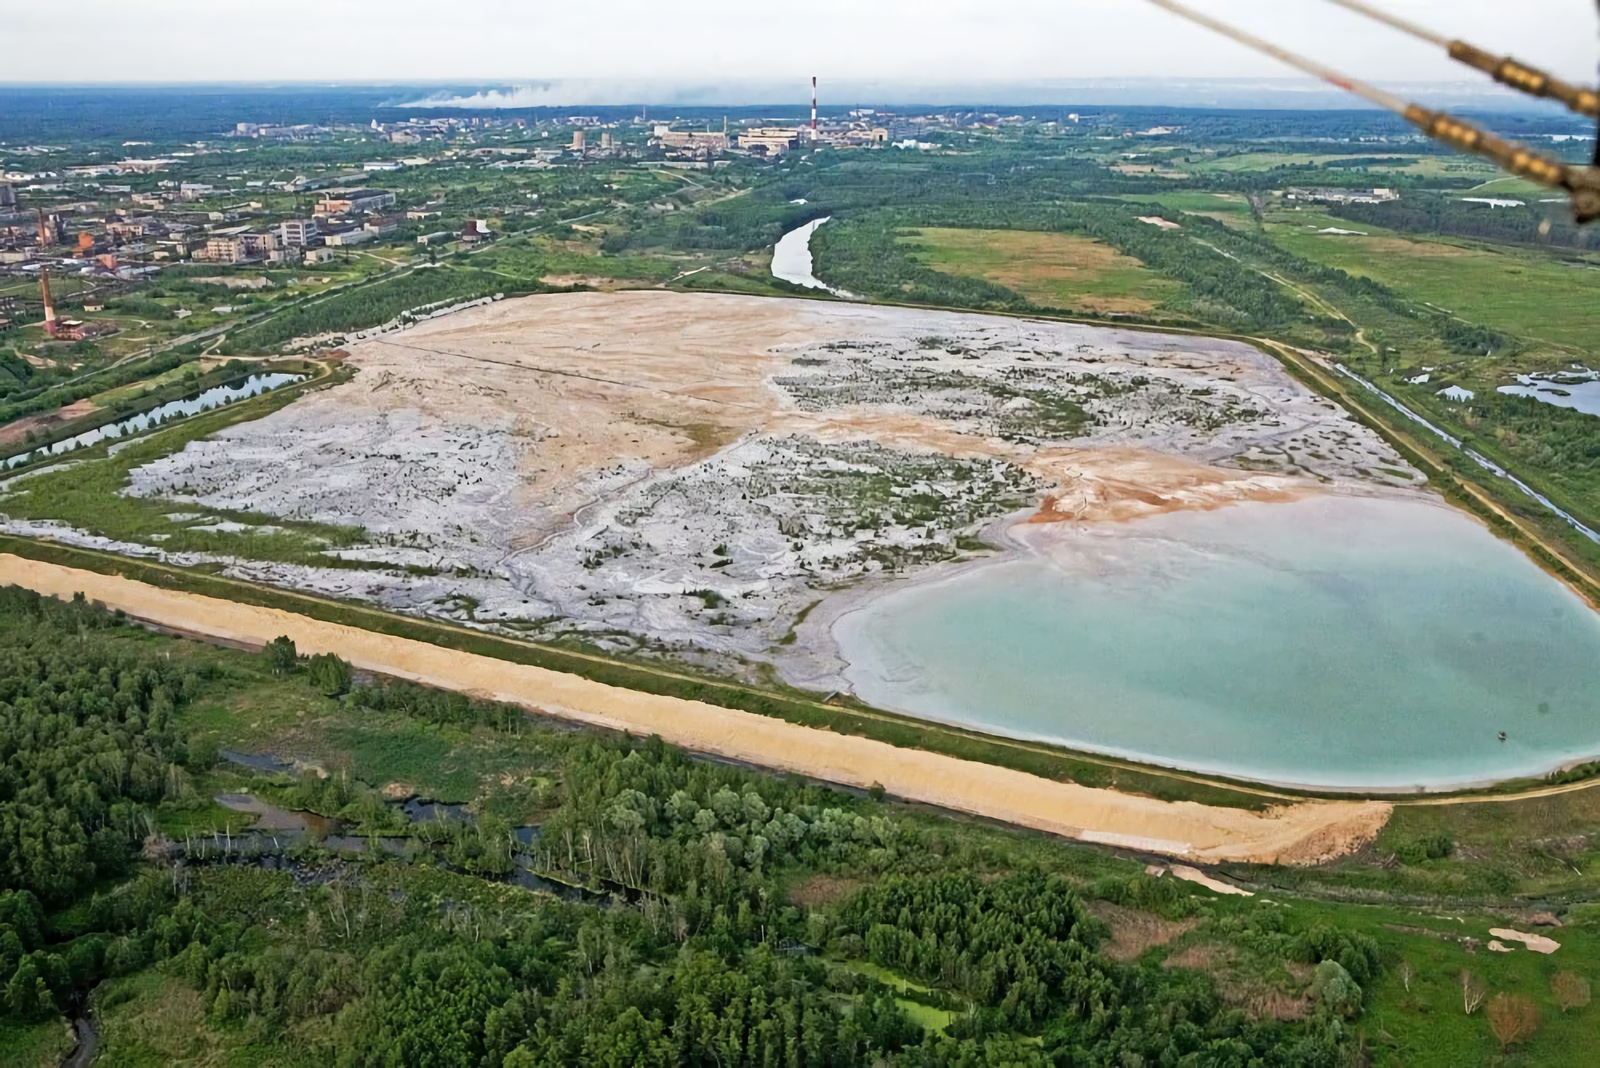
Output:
(0, 552), (1391, 866)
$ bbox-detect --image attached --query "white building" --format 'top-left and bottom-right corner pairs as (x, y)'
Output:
(322, 228), (374, 247)
(277, 218), (319, 247)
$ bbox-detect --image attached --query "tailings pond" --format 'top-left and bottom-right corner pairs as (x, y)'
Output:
(834, 495), (1600, 790)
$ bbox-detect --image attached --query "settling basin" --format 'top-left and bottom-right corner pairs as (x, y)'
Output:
(834, 495), (1600, 791)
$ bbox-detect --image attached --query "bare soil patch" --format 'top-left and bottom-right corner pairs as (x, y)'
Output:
(1087, 901), (1198, 962)
(908, 228), (1170, 313)
(0, 398), (101, 446)
(787, 874), (867, 908)
(1163, 943), (1311, 1020)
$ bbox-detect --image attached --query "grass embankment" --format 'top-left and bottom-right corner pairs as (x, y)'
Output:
(0, 362), (367, 566)
(0, 530), (1282, 812)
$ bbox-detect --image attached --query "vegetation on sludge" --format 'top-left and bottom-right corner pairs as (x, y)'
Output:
(12, 588), (1598, 1067)
(0, 365), (371, 567)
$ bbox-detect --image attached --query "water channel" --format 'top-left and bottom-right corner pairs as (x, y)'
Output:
(1336, 364), (1600, 545)
(4, 372), (305, 471)
(771, 217), (857, 298)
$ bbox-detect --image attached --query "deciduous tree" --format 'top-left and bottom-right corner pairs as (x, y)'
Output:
(1486, 993), (1538, 1051)
(1551, 971), (1591, 1013)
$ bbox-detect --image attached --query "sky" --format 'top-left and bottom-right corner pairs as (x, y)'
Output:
(3, 0), (1595, 101)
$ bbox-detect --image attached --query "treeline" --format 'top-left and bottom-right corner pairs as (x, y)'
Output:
(220, 267), (537, 354)
(1459, 392), (1600, 524)
(1331, 194), (1600, 251)
(0, 351), (186, 423)
(0, 349), (32, 397)
(0, 592), (1387, 1064)
(0, 587), (213, 905)
(840, 873), (1371, 1063)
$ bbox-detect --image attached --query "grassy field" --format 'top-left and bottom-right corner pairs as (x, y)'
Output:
(1463, 176), (1565, 199)
(902, 227), (1182, 314)
(1265, 209), (1600, 352)
(0, 1020), (75, 1068)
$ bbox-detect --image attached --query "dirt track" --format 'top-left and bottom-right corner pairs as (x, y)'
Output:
(0, 552), (1391, 866)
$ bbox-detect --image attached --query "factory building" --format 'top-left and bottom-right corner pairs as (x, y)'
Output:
(277, 218), (320, 247)
(738, 128), (802, 154)
(654, 125), (730, 153)
(315, 189), (396, 215)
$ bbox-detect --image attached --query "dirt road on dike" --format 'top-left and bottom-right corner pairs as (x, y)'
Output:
(0, 553), (1391, 866)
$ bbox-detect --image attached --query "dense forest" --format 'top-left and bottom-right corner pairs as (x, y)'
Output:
(1331, 195), (1600, 252)
(0, 588), (1388, 1065)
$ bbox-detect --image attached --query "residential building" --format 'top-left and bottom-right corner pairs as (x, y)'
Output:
(199, 231), (276, 262)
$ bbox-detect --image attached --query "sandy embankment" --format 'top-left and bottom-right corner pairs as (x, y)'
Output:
(0, 553), (1390, 866)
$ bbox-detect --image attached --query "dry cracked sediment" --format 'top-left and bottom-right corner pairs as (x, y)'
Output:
(27, 291), (1422, 664)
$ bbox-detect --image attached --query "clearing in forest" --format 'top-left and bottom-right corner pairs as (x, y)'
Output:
(902, 227), (1182, 314)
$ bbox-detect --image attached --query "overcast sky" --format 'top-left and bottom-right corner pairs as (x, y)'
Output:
(4, 0), (1594, 94)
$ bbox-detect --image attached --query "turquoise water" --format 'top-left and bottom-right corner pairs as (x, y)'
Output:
(834, 496), (1600, 789)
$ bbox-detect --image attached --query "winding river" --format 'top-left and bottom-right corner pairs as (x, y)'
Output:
(771, 218), (856, 298)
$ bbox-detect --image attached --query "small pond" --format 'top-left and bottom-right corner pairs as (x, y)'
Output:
(4, 372), (304, 470)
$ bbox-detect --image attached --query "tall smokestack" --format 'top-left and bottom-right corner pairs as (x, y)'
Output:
(811, 77), (818, 138)
(37, 209), (51, 249)
(40, 266), (57, 331)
